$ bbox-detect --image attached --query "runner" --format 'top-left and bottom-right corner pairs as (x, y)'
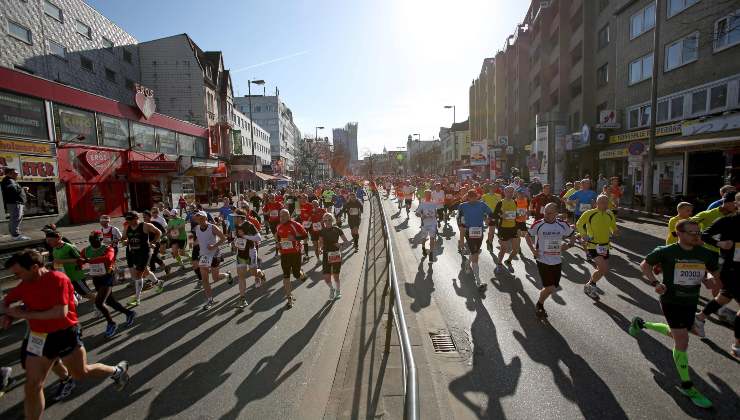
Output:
(309, 200), (327, 261)
(415, 190), (440, 262)
(344, 192), (364, 252)
(525, 203), (575, 318)
(402, 182), (415, 217)
(143, 210), (170, 282)
(193, 210), (231, 310)
(122, 212), (161, 306)
(262, 194), (284, 254)
(457, 189), (493, 291)
(297, 195), (314, 262)
(530, 183), (562, 220)
(2, 250), (129, 419)
(667, 202), (693, 245)
(576, 195), (618, 300)
(513, 189), (530, 259)
(81, 231), (136, 338)
(492, 186), (518, 273)
(233, 210), (266, 308)
(333, 191), (346, 227)
(431, 183), (446, 227)
(322, 186), (336, 209)
(166, 210), (190, 269)
(568, 179), (597, 224)
(629, 219), (720, 408)
(276, 209), (309, 308)
(45, 231), (95, 305)
(319, 213), (350, 300)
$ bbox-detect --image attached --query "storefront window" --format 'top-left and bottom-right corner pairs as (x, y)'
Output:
(98, 114), (130, 149)
(131, 123), (156, 152)
(54, 105), (97, 145)
(178, 134), (195, 156)
(195, 137), (208, 157)
(157, 128), (178, 155)
(4, 182), (59, 217)
(0, 91), (48, 139)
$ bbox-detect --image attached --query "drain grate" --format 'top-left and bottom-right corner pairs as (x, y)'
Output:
(429, 331), (457, 353)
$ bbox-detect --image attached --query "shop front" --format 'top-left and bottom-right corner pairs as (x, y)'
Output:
(179, 157), (226, 204)
(127, 152), (179, 210)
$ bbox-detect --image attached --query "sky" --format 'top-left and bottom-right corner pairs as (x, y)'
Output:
(87, 0), (529, 155)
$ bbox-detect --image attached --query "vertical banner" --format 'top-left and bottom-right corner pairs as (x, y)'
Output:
(470, 141), (488, 166)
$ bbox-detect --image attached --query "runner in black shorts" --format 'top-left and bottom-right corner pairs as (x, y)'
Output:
(122, 212), (161, 307)
(344, 193), (363, 252)
(319, 213), (349, 300)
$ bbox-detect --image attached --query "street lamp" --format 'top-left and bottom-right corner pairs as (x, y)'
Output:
(444, 105), (456, 174)
(315, 126), (324, 141)
(444, 105), (456, 124)
(247, 79), (265, 181)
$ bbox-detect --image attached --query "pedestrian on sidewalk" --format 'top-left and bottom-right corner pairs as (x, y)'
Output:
(1, 168), (30, 240)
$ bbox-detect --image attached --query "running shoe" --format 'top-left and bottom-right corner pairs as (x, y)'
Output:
(535, 305), (548, 318)
(583, 283), (600, 300)
(335, 290), (342, 300)
(300, 272), (308, 282)
(104, 322), (118, 338)
(112, 361), (129, 391)
(124, 311), (136, 328)
(164, 266), (171, 277)
(692, 316), (706, 338)
(478, 283), (487, 293)
(628, 316), (645, 337)
(236, 297), (249, 309)
(227, 273), (234, 286)
(154, 281), (165, 294)
(717, 306), (737, 325)
(203, 298), (215, 311)
(286, 297), (294, 309)
(329, 288), (336, 300)
(0, 367), (13, 398)
(126, 298), (140, 307)
(52, 377), (76, 402)
(302, 255), (310, 263)
(732, 344), (739, 360)
(677, 386), (712, 409)
(592, 283), (605, 295)
(194, 282), (202, 290)
(421, 247), (428, 257)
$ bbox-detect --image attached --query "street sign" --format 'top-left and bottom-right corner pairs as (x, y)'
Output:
(498, 136), (508, 146)
(597, 110), (620, 129)
(581, 124), (590, 144)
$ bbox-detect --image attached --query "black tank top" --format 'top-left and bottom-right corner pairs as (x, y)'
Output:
(127, 223), (148, 251)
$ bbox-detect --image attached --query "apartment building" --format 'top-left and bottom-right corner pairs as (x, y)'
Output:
(1, 0), (140, 104)
(439, 120), (471, 175)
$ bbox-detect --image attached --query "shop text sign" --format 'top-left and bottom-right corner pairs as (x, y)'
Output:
(21, 156), (57, 180)
(608, 123), (681, 144)
(83, 150), (115, 175)
(682, 113), (740, 136)
(134, 83), (156, 119)
(599, 148), (629, 159)
(0, 138), (53, 155)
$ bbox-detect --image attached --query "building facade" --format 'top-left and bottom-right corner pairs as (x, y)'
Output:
(1, 0), (140, 105)
(332, 122), (359, 162)
(440, 119), (471, 175)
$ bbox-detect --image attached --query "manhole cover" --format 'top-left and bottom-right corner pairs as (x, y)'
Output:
(429, 331), (457, 353)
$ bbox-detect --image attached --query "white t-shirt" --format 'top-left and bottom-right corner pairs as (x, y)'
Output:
(195, 223), (220, 257)
(431, 191), (445, 208)
(528, 219), (573, 265)
(415, 201), (438, 228)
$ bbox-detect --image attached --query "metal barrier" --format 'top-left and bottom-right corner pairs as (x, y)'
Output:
(374, 193), (419, 420)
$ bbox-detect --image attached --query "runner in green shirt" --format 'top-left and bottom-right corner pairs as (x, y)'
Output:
(46, 231), (92, 298)
(166, 213), (189, 267)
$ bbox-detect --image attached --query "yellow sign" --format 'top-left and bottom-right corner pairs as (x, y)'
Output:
(599, 148), (629, 159)
(524, 144), (532, 151)
(608, 123), (682, 144)
(20, 156), (58, 181)
(0, 138), (53, 155)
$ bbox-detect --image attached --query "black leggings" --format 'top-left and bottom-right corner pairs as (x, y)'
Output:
(149, 248), (164, 271)
(95, 286), (131, 323)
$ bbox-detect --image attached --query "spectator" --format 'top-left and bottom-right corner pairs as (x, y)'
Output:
(707, 185), (736, 210)
(1, 168), (30, 240)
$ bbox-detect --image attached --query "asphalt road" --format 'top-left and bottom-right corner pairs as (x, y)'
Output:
(0, 207), (369, 420)
(381, 195), (740, 420)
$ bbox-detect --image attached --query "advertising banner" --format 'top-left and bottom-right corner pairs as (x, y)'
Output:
(470, 141), (487, 166)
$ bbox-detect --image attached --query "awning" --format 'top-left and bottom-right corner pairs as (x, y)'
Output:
(130, 160), (178, 173)
(655, 136), (740, 151)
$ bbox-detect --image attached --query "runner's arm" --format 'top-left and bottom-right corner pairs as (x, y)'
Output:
(699, 216), (726, 247)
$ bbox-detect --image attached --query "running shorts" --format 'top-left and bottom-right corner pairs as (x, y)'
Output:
(72, 279), (93, 296)
(280, 253), (302, 279)
(92, 273), (115, 289)
(465, 234), (483, 255)
(587, 248), (610, 260)
(322, 252), (342, 275)
(348, 216), (361, 229)
(498, 226), (517, 241)
(659, 301), (696, 330)
(536, 262), (562, 288)
(21, 325), (82, 368)
(126, 249), (150, 271)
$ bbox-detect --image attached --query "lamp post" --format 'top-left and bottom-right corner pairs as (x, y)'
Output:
(444, 105), (456, 174)
(247, 79), (265, 186)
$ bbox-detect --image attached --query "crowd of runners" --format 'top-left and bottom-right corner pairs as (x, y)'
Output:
(0, 180), (367, 419)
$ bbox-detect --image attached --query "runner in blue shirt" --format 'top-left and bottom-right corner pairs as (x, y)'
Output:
(333, 193), (346, 227)
(355, 186), (366, 204)
(707, 185), (735, 210)
(568, 179), (598, 223)
(457, 189), (493, 292)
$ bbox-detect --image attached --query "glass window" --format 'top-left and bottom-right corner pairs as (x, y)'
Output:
(691, 90), (707, 115)
(639, 105), (651, 127)
(665, 32), (698, 71)
(710, 84), (727, 110)
(629, 54), (653, 85)
(8, 20), (32, 44)
(48, 39), (65, 58)
(75, 20), (91, 38)
(123, 49), (132, 63)
(102, 37), (114, 50)
(597, 63), (609, 87)
(131, 123), (156, 152)
(668, 0), (699, 18)
(714, 12), (740, 51)
(157, 128), (178, 154)
(54, 105), (96, 145)
(598, 24), (610, 49)
(8, 182), (58, 217)
(43, 1), (63, 21)
(195, 137), (208, 157)
(178, 134), (195, 156)
(670, 96), (684, 120)
(0, 91), (48, 139)
(630, 4), (656, 39)
(657, 100), (669, 122)
(80, 56), (93, 72)
(97, 114), (129, 148)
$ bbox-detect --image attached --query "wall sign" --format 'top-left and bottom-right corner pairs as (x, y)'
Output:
(134, 83), (156, 119)
(82, 150), (115, 175)
(0, 138), (53, 155)
(20, 156), (57, 180)
(609, 123), (681, 144)
(682, 113), (740, 136)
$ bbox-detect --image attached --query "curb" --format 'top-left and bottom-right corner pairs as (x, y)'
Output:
(616, 207), (670, 222)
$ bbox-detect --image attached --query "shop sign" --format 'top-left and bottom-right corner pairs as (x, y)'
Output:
(470, 141), (487, 166)
(524, 144), (532, 151)
(20, 156), (58, 180)
(131, 160), (178, 173)
(628, 141), (645, 155)
(82, 150), (116, 175)
(682, 113), (740, 136)
(191, 158), (218, 168)
(0, 138), (53, 155)
(599, 148), (629, 159)
(608, 123), (681, 144)
(596, 110), (620, 129)
(134, 83), (156, 119)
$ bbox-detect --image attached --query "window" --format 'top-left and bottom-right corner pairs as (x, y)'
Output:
(54, 105), (97, 145)
(131, 123), (156, 152)
(630, 3), (656, 39)
(597, 63), (609, 87)
(639, 105), (651, 126)
(157, 128), (178, 154)
(598, 24), (610, 49)
(570, 77), (582, 99)
(80, 56), (93, 72)
(48, 40), (65, 59)
(75, 20), (91, 39)
(629, 53), (653, 85)
(178, 134), (196, 157)
(8, 20), (32, 44)
(0, 91), (48, 139)
(9, 182), (58, 217)
(571, 42), (583, 65)
(102, 37), (114, 50)
(691, 89), (707, 115)
(195, 137), (208, 157)
(123, 49), (132, 64)
(665, 32), (698, 71)
(710, 84), (727, 110)
(628, 108), (639, 129)
(668, 0), (699, 18)
(628, 104), (652, 128)
(97, 114), (129, 148)
(670, 96), (684, 119)
(104, 67), (116, 82)
(714, 11), (740, 52)
(43, 1), (63, 21)
(125, 78), (134, 90)
(657, 100), (669, 122)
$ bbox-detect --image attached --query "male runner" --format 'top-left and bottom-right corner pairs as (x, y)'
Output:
(122, 212), (161, 306)
(276, 209), (309, 308)
(319, 213), (349, 300)
(431, 183), (446, 227)
(457, 189), (493, 291)
(492, 186), (519, 273)
(166, 210), (189, 269)
(568, 179), (597, 224)
(481, 184), (502, 248)
(193, 210), (231, 310)
(576, 195), (617, 300)
(415, 190), (440, 262)
(309, 200), (327, 261)
(46, 232), (94, 303)
(233, 210), (266, 308)
(344, 192), (364, 251)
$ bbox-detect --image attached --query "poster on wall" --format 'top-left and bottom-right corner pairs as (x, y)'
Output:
(470, 141), (487, 166)
(0, 153), (21, 176)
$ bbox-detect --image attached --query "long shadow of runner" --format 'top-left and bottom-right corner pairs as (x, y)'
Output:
(220, 301), (335, 419)
(405, 260), (434, 312)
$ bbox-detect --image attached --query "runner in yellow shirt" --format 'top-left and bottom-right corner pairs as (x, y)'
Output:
(666, 202), (693, 245)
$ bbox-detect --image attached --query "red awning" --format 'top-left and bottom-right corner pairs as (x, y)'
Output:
(129, 160), (178, 173)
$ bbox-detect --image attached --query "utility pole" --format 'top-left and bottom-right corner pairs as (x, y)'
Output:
(644, 0), (662, 213)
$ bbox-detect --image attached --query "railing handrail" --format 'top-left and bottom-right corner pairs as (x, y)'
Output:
(374, 193), (419, 420)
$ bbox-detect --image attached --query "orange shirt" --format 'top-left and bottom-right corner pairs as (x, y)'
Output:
(515, 198), (529, 222)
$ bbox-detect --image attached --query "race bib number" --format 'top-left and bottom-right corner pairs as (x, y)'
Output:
(504, 211), (516, 220)
(269, 210), (279, 218)
(302, 221), (312, 229)
(543, 240), (561, 256)
(313, 222), (322, 231)
(89, 263), (106, 276)
(280, 240), (294, 250)
(26, 331), (47, 357)
(579, 203), (592, 213)
(328, 251), (341, 264)
(287, 199), (294, 205)
(596, 245), (609, 256)
(349, 208), (359, 216)
(674, 262), (705, 286)
(169, 230), (180, 239)
(468, 227), (483, 239)
(198, 254), (213, 268)
(734, 243), (740, 262)
(445, 194), (453, 200)
(53, 262), (65, 274)
(234, 238), (247, 250)
(516, 208), (527, 217)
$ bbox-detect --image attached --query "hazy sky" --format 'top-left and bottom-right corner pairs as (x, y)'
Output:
(88, 0), (529, 154)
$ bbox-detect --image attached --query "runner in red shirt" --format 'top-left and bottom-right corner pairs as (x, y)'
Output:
(297, 195), (314, 262)
(3, 250), (129, 419)
(276, 209), (308, 308)
(262, 195), (284, 246)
